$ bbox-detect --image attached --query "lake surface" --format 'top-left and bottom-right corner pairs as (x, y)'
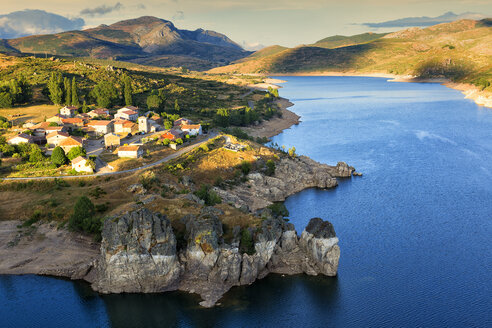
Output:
(2, 76), (491, 327)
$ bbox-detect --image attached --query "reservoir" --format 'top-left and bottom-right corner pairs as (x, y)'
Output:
(2, 76), (491, 327)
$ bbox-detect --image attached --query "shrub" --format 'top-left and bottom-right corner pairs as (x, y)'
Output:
(240, 229), (255, 255)
(268, 202), (289, 218)
(68, 196), (101, 236)
(240, 160), (252, 175)
(194, 184), (222, 206)
(28, 144), (44, 163)
(67, 146), (86, 161)
(266, 159), (275, 176)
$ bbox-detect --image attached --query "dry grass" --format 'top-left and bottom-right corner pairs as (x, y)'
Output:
(0, 104), (59, 127)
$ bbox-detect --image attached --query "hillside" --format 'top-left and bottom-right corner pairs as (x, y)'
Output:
(209, 19), (492, 93)
(313, 32), (388, 48)
(1, 16), (251, 71)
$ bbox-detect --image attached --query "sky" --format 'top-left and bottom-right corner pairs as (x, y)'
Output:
(1, 0), (492, 48)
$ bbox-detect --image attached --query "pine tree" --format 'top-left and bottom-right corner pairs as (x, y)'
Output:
(64, 77), (71, 106)
(71, 77), (79, 107)
(81, 100), (88, 113)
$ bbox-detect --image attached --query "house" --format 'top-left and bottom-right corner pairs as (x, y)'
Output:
(115, 107), (139, 121)
(61, 117), (85, 130)
(87, 120), (114, 136)
(45, 125), (67, 134)
(174, 118), (192, 126)
(46, 131), (70, 148)
(88, 108), (110, 118)
(59, 106), (78, 118)
(7, 133), (33, 145)
(180, 124), (202, 136)
(76, 113), (91, 121)
(46, 114), (66, 124)
(30, 122), (53, 136)
(160, 129), (185, 141)
(22, 121), (36, 129)
(71, 156), (94, 173)
(117, 145), (143, 158)
(113, 120), (137, 134)
(138, 116), (150, 133)
(150, 115), (163, 125)
(104, 133), (121, 148)
(59, 136), (85, 153)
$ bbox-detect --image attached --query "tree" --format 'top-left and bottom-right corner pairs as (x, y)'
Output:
(28, 144), (44, 163)
(67, 146), (86, 161)
(215, 108), (229, 127)
(71, 77), (79, 107)
(123, 75), (133, 106)
(0, 92), (13, 108)
(147, 94), (163, 111)
(68, 196), (100, 235)
(81, 100), (88, 113)
(90, 81), (118, 108)
(64, 77), (71, 106)
(174, 99), (180, 113)
(51, 146), (67, 166)
(164, 120), (173, 129)
(47, 72), (63, 105)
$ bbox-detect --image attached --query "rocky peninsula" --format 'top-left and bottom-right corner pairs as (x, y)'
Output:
(0, 143), (357, 307)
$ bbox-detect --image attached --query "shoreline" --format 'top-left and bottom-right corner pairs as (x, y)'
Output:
(243, 97), (300, 139)
(267, 72), (492, 109)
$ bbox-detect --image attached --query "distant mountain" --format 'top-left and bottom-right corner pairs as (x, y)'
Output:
(0, 9), (85, 39)
(1, 16), (250, 71)
(362, 11), (488, 28)
(209, 19), (492, 87)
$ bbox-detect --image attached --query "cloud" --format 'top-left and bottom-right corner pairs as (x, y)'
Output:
(241, 41), (265, 51)
(362, 11), (488, 28)
(0, 9), (84, 39)
(137, 4), (146, 10)
(80, 2), (124, 17)
(173, 11), (185, 21)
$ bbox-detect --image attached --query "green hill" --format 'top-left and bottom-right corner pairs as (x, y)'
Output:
(209, 19), (492, 91)
(313, 32), (388, 48)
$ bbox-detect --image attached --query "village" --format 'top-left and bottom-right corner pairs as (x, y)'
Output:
(2, 105), (204, 176)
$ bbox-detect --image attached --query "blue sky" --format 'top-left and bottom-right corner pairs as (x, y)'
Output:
(2, 0), (492, 48)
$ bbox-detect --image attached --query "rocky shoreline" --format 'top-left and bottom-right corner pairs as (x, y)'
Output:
(0, 154), (357, 307)
(91, 208), (340, 307)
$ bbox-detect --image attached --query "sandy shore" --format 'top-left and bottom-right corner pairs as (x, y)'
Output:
(269, 72), (492, 109)
(243, 97), (300, 139)
(0, 221), (99, 280)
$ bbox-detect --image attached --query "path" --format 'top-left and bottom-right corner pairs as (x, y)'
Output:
(2, 133), (218, 181)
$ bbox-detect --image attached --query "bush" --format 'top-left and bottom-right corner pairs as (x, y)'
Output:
(194, 184), (222, 206)
(28, 144), (44, 163)
(268, 202), (289, 218)
(266, 159), (275, 176)
(67, 146), (86, 161)
(240, 160), (252, 175)
(240, 229), (255, 255)
(68, 196), (101, 237)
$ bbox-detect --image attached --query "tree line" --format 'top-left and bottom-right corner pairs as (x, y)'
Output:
(0, 78), (32, 108)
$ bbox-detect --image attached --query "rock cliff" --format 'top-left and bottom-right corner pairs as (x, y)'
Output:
(214, 156), (354, 212)
(92, 207), (340, 307)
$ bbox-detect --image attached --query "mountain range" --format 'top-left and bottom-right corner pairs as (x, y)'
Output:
(0, 16), (250, 71)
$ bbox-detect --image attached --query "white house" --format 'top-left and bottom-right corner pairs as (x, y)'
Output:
(46, 131), (70, 148)
(115, 106), (139, 121)
(59, 106), (78, 118)
(87, 120), (114, 136)
(87, 108), (110, 118)
(180, 124), (202, 136)
(7, 133), (33, 145)
(117, 145), (143, 158)
(71, 156), (94, 173)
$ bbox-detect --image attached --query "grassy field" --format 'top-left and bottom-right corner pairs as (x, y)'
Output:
(0, 104), (59, 127)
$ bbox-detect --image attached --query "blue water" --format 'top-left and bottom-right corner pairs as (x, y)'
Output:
(1, 76), (491, 327)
